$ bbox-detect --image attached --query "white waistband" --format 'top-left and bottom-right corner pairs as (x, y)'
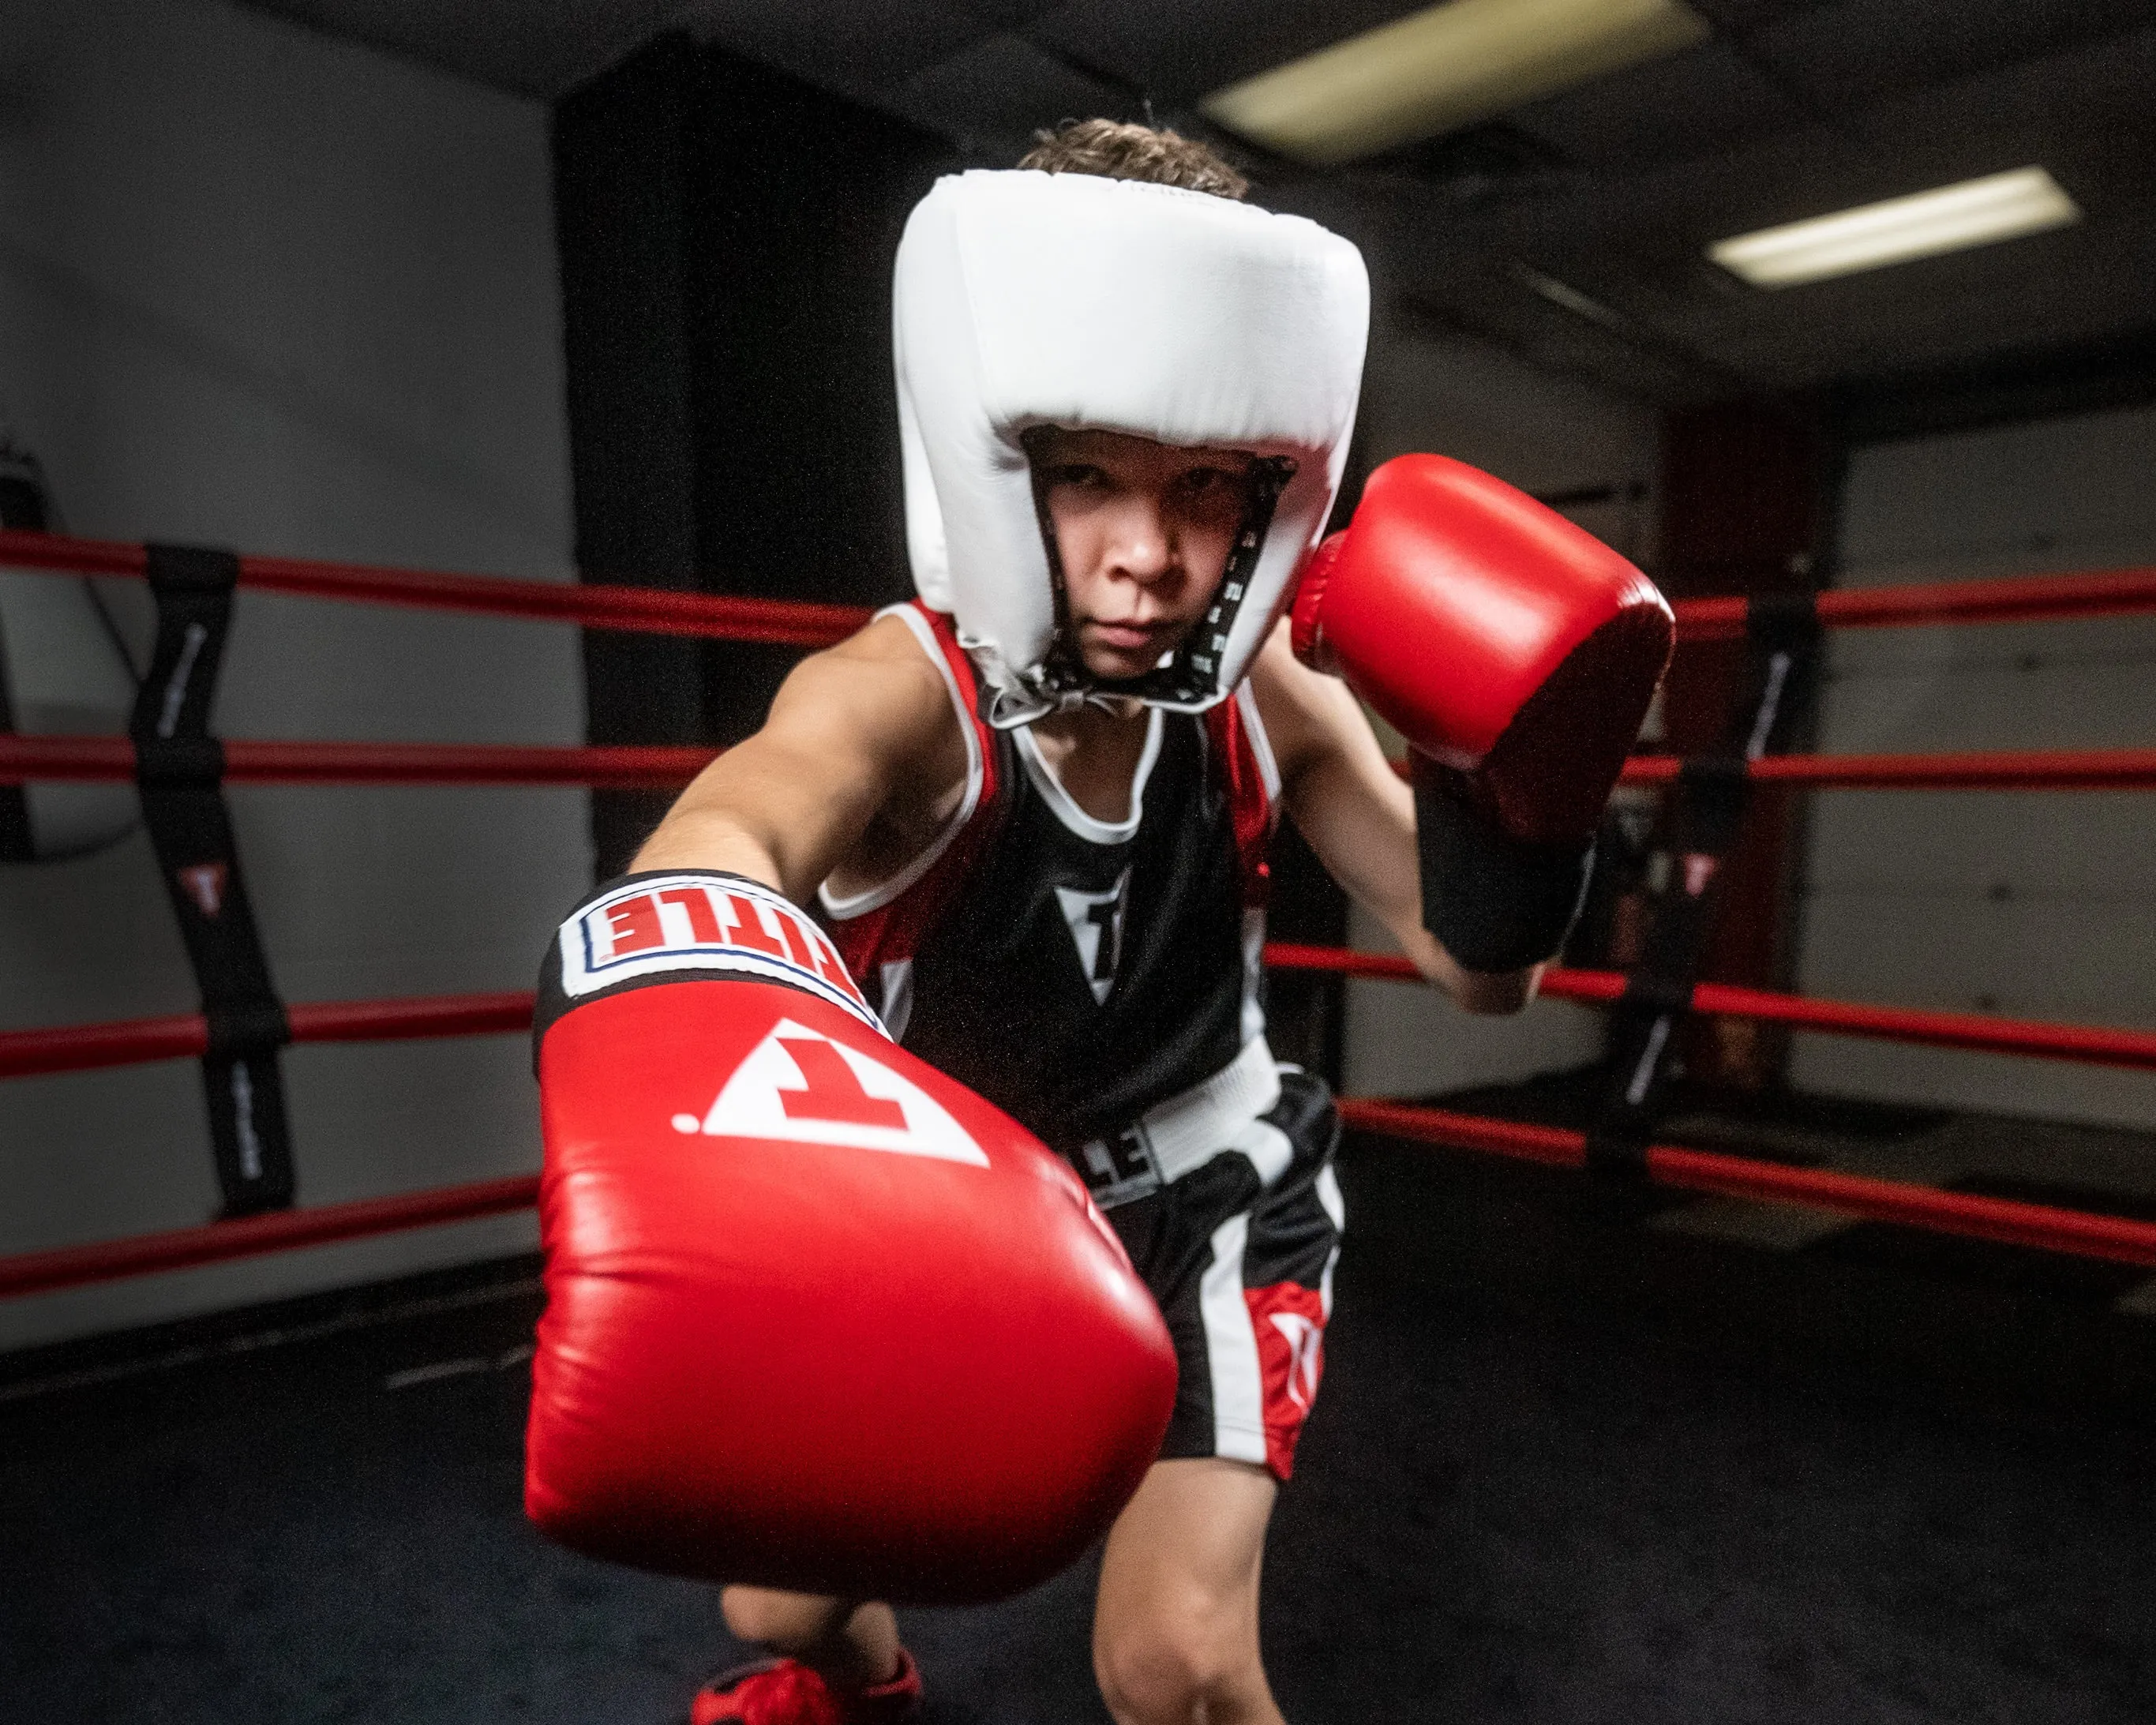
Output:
(1141, 1035), (1282, 1186)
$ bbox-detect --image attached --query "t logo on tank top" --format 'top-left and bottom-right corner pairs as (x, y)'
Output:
(1055, 868), (1131, 1004)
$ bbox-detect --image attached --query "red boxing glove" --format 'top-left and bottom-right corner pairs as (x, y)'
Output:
(1294, 454), (1672, 969)
(526, 871), (1176, 1604)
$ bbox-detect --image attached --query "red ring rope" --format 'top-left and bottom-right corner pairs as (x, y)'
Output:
(1671, 568), (2156, 639)
(1262, 944), (2156, 1071)
(5, 526), (2153, 643)
(3, 524), (2151, 1290)
(0, 527), (869, 646)
(9, 1089), (2155, 1300)
(1337, 1099), (2156, 1269)
(0, 735), (717, 788)
(6, 954), (2154, 1085)
(7, 735), (2154, 792)
(0, 1175), (540, 1300)
(0, 955), (2150, 1290)
(1616, 748), (2156, 791)
(0, 991), (534, 1080)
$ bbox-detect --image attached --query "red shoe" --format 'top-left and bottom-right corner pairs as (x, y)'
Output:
(689, 1649), (922, 1725)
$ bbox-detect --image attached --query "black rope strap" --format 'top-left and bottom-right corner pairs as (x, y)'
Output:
(0, 450), (51, 861)
(1584, 590), (1819, 1175)
(0, 634), (32, 864)
(129, 544), (294, 1217)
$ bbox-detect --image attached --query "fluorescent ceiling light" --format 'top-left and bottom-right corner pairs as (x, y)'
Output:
(1709, 167), (2082, 288)
(1200, 0), (1708, 167)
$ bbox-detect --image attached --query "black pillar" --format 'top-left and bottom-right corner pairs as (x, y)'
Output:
(553, 38), (954, 874)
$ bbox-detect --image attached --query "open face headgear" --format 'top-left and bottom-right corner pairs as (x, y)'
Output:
(894, 170), (1370, 726)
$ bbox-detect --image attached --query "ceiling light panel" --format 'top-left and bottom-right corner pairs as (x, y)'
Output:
(1709, 167), (2083, 288)
(1200, 0), (1709, 167)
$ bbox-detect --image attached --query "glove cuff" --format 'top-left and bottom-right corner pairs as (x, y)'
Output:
(534, 869), (882, 1062)
(1413, 763), (1593, 973)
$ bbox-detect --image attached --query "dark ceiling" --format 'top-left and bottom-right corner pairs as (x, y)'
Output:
(244, 0), (2156, 411)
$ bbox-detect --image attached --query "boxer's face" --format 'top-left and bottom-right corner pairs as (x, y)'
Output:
(1032, 427), (1255, 682)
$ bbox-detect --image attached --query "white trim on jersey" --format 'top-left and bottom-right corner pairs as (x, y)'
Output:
(879, 958), (916, 1041)
(819, 604), (985, 922)
(1012, 704), (1165, 846)
(1200, 1211), (1270, 1465)
(1239, 905), (1268, 1047)
(1235, 678), (1283, 804)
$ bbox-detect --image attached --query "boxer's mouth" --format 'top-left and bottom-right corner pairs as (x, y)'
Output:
(1085, 619), (1176, 653)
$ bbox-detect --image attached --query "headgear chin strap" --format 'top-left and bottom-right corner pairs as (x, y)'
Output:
(894, 170), (1369, 726)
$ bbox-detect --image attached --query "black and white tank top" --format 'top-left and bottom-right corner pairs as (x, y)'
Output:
(821, 602), (1278, 1159)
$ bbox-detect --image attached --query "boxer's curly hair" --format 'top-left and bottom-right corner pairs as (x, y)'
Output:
(1019, 118), (1249, 201)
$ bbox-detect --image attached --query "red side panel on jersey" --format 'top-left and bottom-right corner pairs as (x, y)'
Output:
(1205, 690), (1277, 909)
(823, 602), (1006, 992)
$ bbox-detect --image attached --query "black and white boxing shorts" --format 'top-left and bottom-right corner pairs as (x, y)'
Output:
(1069, 1041), (1344, 1482)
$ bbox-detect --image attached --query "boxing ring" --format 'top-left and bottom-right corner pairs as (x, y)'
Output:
(2, 523), (2154, 1303)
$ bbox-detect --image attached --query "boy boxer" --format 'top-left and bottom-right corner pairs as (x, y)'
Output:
(530, 121), (1670, 1725)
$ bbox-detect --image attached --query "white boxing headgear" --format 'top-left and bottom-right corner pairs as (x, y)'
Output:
(894, 170), (1369, 725)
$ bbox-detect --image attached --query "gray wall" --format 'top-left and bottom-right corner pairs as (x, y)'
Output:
(1339, 321), (1656, 1100)
(1792, 403), (2156, 1128)
(0, 0), (583, 1349)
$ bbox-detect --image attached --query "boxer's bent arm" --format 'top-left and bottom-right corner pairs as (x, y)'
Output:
(632, 614), (961, 903)
(1249, 621), (1536, 1015)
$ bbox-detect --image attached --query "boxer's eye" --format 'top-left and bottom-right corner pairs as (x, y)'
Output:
(1174, 466), (1243, 500)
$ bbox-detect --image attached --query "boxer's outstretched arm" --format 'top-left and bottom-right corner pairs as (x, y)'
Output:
(1250, 621), (1538, 1014)
(632, 613), (964, 902)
